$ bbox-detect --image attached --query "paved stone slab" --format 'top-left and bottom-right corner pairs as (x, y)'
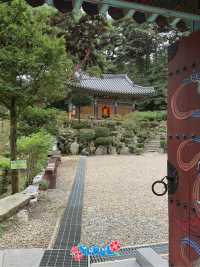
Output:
(136, 248), (168, 267)
(0, 193), (33, 222)
(0, 250), (4, 267)
(2, 249), (44, 267)
(91, 258), (140, 267)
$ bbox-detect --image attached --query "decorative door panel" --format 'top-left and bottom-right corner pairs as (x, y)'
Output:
(168, 30), (200, 267)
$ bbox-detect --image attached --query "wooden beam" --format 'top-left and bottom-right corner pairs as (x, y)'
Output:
(81, 0), (200, 21)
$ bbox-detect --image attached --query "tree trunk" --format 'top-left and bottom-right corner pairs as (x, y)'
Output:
(10, 97), (19, 194)
(78, 106), (81, 123)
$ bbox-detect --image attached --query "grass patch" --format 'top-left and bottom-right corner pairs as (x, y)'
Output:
(0, 120), (10, 155)
(0, 223), (6, 238)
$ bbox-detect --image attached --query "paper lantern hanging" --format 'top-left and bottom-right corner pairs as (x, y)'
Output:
(133, 11), (146, 24)
(155, 15), (168, 29)
(26, 0), (45, 7)
(53, 0), (73, 13)
(176, 20), (188, 32)
(82, 2), (99, 16)
(108, 6), (125, 20)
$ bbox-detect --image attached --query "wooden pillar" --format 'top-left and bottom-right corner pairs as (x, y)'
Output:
(94, 99), (98, 120)
(132, 101), (136, 112)
(114, 100), (118, 115)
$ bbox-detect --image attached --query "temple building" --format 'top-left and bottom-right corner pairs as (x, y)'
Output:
(70, 73), (155, 120)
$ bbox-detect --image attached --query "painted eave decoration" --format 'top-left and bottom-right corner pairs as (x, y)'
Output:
(69, 73), (155, 97)
(21, 0), (200, 32)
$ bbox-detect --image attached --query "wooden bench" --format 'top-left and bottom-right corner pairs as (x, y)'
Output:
(43, 151), (61, 189)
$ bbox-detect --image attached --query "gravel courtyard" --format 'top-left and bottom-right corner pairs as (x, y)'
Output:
(0, 157), (78, 249)
(81, 153), (168, 247)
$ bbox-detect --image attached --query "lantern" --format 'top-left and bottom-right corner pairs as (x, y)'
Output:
(108, 6), (125, 20)
(133, 11), (146, 24)
(155, 15), (168, 29)
(82, 2), (99, 16)
(26, 0), (45, 7)
(53, 0), (73, 13)
(176, 20), (188, 32)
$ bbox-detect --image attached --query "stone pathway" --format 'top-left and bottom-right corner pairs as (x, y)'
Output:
(39, 157), (88, 267)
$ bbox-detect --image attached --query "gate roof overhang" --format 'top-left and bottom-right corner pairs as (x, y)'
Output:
(72, 0), (200, 21)
(24, 0), (200, 31)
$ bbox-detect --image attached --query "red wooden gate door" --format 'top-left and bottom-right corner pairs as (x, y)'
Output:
(168, 30), (200, 267)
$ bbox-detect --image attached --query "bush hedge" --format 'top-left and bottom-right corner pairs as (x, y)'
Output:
(79, 129), (95, 143)
(95, 127), (110, 138)
(95, 137), (113, 146)
(71, 120), (91, 129)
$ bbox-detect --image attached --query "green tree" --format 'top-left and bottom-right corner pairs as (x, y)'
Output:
(136, 52), (168, 111)
(71, 94), (92, 122)
(0, 0), (73, 193)
(107, 18), (168, 111)
(51, 13), (115, 74)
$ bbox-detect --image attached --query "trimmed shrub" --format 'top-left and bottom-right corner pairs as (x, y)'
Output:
(79, 129), (95, 143)
(101, 120), (117, 130)
(71, 120), (91, 129)
(95, 127), (110, 138)
(95, 137), (113, 147)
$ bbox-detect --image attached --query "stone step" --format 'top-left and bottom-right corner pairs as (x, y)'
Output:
(0, 249), (44, 267)
(145, 144), (160, 147)
(91, 258), (141, 267)
(136, 248), (168, 267)
(145, 147), (160, 150)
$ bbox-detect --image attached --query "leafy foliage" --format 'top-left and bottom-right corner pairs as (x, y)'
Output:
(17, 131), (53, 187)
(95, 127), (110, 138)
(51, 13), (114, 73)
(18, 106), (61, 136)
(71, 120), (91, 129)
(0, 157), (10, 195)
(95, 137), (113, 147)
(0, 0), (73, 192)
(79, 129), (95, 143)
(0, 157), (10, 170)
(39, 179), (49, 191)
(0, 0), (72, 109)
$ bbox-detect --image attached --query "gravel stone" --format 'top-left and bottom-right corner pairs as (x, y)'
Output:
(81, 154), (168, 247)
(0, 157), (77, 249)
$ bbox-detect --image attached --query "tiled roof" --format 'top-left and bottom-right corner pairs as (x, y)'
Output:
(70, 73), (155, 97)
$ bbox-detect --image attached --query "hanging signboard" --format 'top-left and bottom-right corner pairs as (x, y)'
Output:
(10, 160), (27, 170)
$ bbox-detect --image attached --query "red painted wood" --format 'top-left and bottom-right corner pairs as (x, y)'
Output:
(168, 31), (200, 267)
